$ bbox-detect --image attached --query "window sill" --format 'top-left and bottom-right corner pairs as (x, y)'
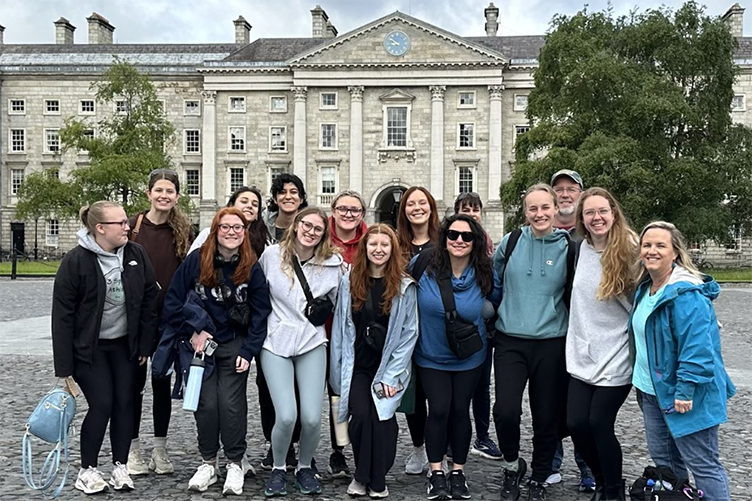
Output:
(457, 105), (476, 110)
(456, 147), (477, 151)
(227, 150), (247, 154)
(183, 152), (202, 156)
(268, 150), (288, 154)
(269, 109), (288, 114)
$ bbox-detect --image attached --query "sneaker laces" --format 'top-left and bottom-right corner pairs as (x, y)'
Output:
(193, 463), (215, 483)
(529, 481), (546, 499)
(297, 467), (317, 485)
(449, 471), (466, 491)
(501, 468), (518, 493)
(81, 467), (105, 483)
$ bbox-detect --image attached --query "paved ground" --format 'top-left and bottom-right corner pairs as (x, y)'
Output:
(1, 279), (751, 500)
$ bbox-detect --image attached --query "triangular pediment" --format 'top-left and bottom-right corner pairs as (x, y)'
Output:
(379, 89), (415, 102)
(289, 12), (506, 67)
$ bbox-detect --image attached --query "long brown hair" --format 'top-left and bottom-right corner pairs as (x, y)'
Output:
(396, 186), (439, 259)
(198, 208), (256, 287)
(350, 224), (408, 315)
(575, 187), (639, 300)
(148, 169), (192, 260)
(279, 207), (340, 284)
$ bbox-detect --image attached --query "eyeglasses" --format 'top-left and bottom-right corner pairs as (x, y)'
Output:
(299, 220), (325, 236)
(583, 208), (612, 218)
(218, 224), (245, 233)
(334, 206), (364, 216)
(553, 187), (582, 195)
(149, 168), (178, 177)
(100, 220), (130, 229)
(447, 230), (476, 243)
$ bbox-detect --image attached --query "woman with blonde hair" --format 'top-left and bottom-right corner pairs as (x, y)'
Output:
(259, 207), (343, 496)
(566, 188), (639, 501)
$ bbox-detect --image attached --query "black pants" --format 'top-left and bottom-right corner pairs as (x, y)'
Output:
(567, 378), (631, 490)
(472, 345), (494, 440)
(405, 368), (427, 447)
(74, 337), (138, 468)
(420, 365), (483, 465)
(325, 348), (344, 452)
(349, 372), (398, 491)
(133, 362), (172, 439)
(256, 355), (301, 444)
(493, 334), (568, 483)
(195, 336), (247, 462)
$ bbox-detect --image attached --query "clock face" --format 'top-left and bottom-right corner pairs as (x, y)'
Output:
(384, 31), (411, 57)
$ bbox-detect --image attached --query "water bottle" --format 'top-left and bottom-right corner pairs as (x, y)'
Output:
(182, 353), (205, 412)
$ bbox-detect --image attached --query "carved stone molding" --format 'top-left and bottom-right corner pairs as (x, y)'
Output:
(429, 85), (446, 101)
(348, 86), (364, 102)
(292, 86), (308, 101)
(488, 85), (504, 100)
(378, 149), (416, 164)
(201, 90), (217, 105)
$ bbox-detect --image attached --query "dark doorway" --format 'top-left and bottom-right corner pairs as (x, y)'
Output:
(11, 222), (25, 255)
(375, 186), (406, 229)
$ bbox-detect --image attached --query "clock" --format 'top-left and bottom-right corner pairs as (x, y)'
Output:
(384, 30), (411, 57)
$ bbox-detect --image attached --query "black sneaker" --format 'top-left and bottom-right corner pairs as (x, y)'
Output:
(261, 447), (274, 470)
(285, 446), (297, 470)
(295, 467), (322, 495)
(499, 458), (527, 500)
(448, 470), (470, 499)
(327, 451), (350, 478)
(527, 480), (546, 501)
(264, 469), (287, 497)
(427, 470), (450, 500)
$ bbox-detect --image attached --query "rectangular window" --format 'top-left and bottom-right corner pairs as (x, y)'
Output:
(229, 96), (246, 113)
(458, 123), (475, 148)
(320, 166), (336, 204)
(185, 129), (201, 154)
(270, 96), (287, 113)
(732, 94), (745, 111)
(320, 124), (337, 149)
(83, 128), (95, 139)
(515, 125), (530, 140)
(320, 92), (338, 109)
(11, 169), (25, 195)
(115, 100), (129, 114)
(386, 107), (408, 147)
(80, 99), (96, 114)
(10, 129), (25, 153)
(514, 94), (528, 111)
(46, 219), (60, 247)
(458, 166), (474, 194)
(229, 126), (246, 151)
(458, 91), (476, 108)
(184, 99), (201, 116)
(9, 99), (26, 115)
(270, 126), (287, 152)
(45, 129), (61, 153)
(229, 167), (244, 193)
(186, 169), (200, 196)
(44, 99), (60, 115)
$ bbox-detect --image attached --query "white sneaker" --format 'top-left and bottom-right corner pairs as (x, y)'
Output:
(222, 462), (244, 495)
(75, 467), (108, 494)
(347, 479), (367, 496)
(545, 472), (562, 485)
(149, 447), (175, 474)
(241, 455), (256, 477)
(188, 463), (218, 492)
(369, 485), (389, 498)
(405, 446), (428, 475)
(109, 462), (135, 491)
(127, 448), (149, 476)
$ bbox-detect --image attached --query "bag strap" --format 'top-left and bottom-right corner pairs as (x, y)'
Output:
(129, 213), (145, 241)
(22, 401), (71, 498)
(292, 257), (314, 303)
(436, 269), (459, 323)
(410, 250), (432, 284)
(500, 228), (523, 282)
(563, 235), (577, 308)
(363, 286), (375, 324)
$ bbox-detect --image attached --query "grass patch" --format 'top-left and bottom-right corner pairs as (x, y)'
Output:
(702, 267), (752, 282)
(0, 260), (61, 275)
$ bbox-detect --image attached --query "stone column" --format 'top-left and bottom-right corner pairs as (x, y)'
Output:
(488, 85), (504, 203)
(348, 86), (364, 194)
(292, 86), (308, 185)
(429, 85), (446, 202)
(200, 90), (218, 228)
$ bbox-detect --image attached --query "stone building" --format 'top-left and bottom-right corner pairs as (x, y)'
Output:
(0, 4), (749, 266)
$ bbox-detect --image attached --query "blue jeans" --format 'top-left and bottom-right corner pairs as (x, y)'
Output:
(551, 441), (592, 478)
(637, 391), (730, 501)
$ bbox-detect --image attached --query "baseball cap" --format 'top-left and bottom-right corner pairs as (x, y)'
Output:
(551, 169), (584, 189)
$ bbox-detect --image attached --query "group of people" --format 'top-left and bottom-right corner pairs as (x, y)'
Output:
(50, 168), (735, 501)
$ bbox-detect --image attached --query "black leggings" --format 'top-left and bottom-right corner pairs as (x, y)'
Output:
(74, 338), (138, 468)
(567, 378), (631, 490)
(133, 363), (172, 439)
(419, 365), (483, 465)
(405, 367), (427, 447)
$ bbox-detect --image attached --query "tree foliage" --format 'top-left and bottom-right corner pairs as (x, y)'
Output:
(501, 1), (752, 244)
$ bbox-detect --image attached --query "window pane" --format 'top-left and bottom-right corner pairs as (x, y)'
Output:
(46, 219), (60, 247)
(321, 167), (336, 195)
(45, 100), (60, 113)
(271, 97), (286, 111)
(186, 169), (200, 196)
(271, 127), (286, 151)
(185, 100), (200, 115)
(11, 169), (25, 194)
(11, 129), (25, 152)
(321, 124), (335, 148)
(10, 99), (26, 113)
(230, 97), (245, 111)
(115, 100), (128, 113)
(387, 107), (407, 147)
(459, 123), (474, 148)
(46, 129), (60, 153)
(81, 100), (95, 113)
(230, 168), (244, 193)
(321, 93), (336, 107)
(230, 127), (245, 150)
(185, 130), (200, 153)
(459, 167), (473, 193)
(459, 92), (474, 106)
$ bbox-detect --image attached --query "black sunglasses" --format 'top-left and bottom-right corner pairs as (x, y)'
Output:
(447, 230), (476, 243)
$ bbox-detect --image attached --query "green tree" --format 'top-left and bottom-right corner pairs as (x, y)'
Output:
(502, 1), (752, 244)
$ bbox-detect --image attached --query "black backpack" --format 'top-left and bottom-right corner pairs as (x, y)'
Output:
(628, 466), (703, 500)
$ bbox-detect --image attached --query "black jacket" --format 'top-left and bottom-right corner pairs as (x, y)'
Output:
(52, 242), (159, 377)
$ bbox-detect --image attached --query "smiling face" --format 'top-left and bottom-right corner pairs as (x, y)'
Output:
(582, 195), (614, 239)
(332, 196), (365, 235)
(366, 232), (392, 268)
(640, 228), (678, 279)
(96, 206), (130, 251)
(525, 190), (557, 236)
(217, 214), (246, 254)
(276, 182), (302, 215)
(553, 177), (581, 216)
(233, 190), (260, 222)
(147, 179), (179, 213)
(404, 190), (431, 228)
(446, 220), (474, 260)
(296, 213), (326, 250)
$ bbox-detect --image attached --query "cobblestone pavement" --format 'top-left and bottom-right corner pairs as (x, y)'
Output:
(1, 279), (751, 500)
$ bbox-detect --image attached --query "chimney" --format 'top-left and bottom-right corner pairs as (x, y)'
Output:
(325, 20), (338, 38)
(54, 17), (76, 45)
(485, 3), (499, 37)
(722, 3), (745, 38)
(311, 5), (328, 38)
(87, 12), (115, 44)
(0, 24), (4, 45)
(233, 15), (251, 44)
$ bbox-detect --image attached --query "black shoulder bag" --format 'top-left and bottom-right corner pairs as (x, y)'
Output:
(215, 271), (250, 329)
(292, 258), (334, 326)
(362, 287), (387, 353)
(437, 270), (483, 359)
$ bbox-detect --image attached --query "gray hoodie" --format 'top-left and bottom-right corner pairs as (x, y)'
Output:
(77, 228), (127, 340)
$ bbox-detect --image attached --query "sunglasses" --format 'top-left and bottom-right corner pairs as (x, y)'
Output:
(447, 230), (475, 243)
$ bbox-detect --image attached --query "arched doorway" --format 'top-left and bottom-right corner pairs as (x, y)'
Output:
(374, 185), (407, 229)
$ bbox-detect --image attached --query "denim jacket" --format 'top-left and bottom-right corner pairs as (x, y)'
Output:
(330, 273), (419, 423)
(628, 266), (736, 438)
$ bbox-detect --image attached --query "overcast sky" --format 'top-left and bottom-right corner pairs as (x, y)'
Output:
(0, 0), (749, 44)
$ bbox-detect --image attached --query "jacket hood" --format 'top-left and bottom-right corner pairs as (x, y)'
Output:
(637, 265), (720, 309)
(329, 216), (368, 246)
(521, 226), (570, 277)
(77, 228), (125, 270)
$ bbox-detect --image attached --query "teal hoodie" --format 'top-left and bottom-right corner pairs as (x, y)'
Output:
(493, 226), (570, 339)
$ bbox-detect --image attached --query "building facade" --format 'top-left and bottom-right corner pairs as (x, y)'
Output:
(0, 4), (749, 265)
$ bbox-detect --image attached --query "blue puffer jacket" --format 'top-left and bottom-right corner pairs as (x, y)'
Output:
(628, 266), (736, 438)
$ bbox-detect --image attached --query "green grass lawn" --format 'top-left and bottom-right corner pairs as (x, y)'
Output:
(702, 267), (752, 282)
(0, 260), (61, 275)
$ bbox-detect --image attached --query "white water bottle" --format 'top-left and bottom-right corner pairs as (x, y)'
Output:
(182, 353), (205, 412)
